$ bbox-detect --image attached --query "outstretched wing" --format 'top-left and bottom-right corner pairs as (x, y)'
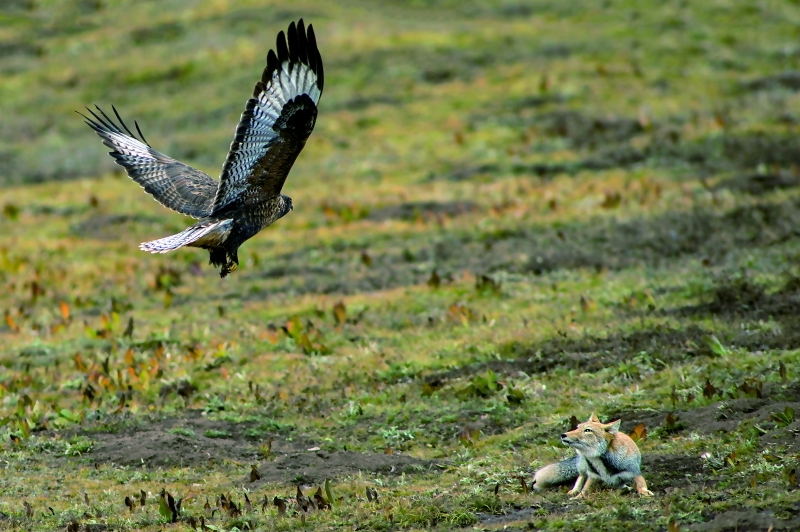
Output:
(81, 106), (218, 219)
(211, 19), (323, 214)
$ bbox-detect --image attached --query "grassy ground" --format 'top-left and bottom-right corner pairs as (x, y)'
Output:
(2, 0), (800, 530)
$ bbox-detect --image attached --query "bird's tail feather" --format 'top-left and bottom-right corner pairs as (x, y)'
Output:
(139, 220), (230, 254)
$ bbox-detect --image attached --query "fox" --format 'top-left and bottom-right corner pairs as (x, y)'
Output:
(531, 413), (654, 498)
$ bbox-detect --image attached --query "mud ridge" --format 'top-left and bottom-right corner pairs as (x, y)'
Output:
(237, 198), (800, 297)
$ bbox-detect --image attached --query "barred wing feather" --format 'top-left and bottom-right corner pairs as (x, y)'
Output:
(81, 106), (218, 219)
(212, 19), (323, 214)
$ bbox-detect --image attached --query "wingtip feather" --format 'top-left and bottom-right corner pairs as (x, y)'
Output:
(287, 20), (300, 64)
(264, 21), (323, 91)
(276, 30), (289, 62)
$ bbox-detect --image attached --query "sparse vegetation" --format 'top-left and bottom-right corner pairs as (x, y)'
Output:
(2, 0), (800, 530)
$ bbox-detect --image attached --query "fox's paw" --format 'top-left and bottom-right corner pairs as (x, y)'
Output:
(639, 489), (654, 497)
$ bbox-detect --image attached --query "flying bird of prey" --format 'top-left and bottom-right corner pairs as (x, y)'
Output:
(82, 19), (323, 277)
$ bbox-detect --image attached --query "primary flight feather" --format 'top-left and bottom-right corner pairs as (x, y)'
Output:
(81, 19), (323, 277)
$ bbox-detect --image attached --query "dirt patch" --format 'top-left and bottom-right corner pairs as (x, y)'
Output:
(510, 200), (800, 278)
(242, 196), (800, 298)
(427, 318), (800, 386)
(425, 321), (799, 403)
(246, 450), (437, 485)
(82, 411), (440, 482)
(89, 427), (255, 468)
(705, 132), (800, 168)
(330, 39), (532, 90)
(334, 94), (403, 111)
(439, 163), (501, 182)
(614, 389), (800, 452)
(453, 132), (800, 180)
(85, 410), (281, 467)
(642, 453), (705, 490)
(674, 275), (800, 350)
(685, 509), (800, 532)
(478, 506), (540, 527)
(679, 275), (800, 320)
(475, 109), (649, 151)
(493, 147), (648, 179)
(0, 41), (42, 59)
(130, 22), (185, 45)
(688, 276), (772, 317)
(425, 325), (714, 385)
(587, 132), (800, 176)
(507, 94), (566, 111)
(217, 7), (314, 36)
(477, 501), (563, 528)
(742, 71), (800, 92)
(366, 201), (478, 222)
(761, 418), (800, 453)
(536, 110), (646, 149)
(71, 213), (159, 240)
(713, 173), (800, 196)
(468, 103), (800, 179)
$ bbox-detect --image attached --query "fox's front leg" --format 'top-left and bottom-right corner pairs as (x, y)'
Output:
(567, 474), (587, 496)
(634, 475), (654, 497)
(571, 476), (594, 499)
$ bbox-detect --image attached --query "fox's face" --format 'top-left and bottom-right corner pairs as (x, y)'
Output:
(561, 413), (621, 458)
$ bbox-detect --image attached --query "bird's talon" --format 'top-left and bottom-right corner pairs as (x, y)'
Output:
(219, 261), (238, 278)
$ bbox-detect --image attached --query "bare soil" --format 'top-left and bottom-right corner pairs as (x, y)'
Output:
(71, 213), (160, 240)
(366, 200), (478, 222)
(246, 450), (436, 485)
(241, 196), (800, 297)
(81, 410), (436, 484)
(86, 412), (263, 468)
(686, 510), (800, 532)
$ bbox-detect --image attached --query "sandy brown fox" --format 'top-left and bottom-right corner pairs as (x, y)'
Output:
(531, 413), (654, 498)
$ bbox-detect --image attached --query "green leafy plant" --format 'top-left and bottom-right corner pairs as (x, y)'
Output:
(770, 406), (795, 427)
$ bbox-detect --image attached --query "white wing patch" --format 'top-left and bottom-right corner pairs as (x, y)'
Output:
(212, 19), (323, 214)
(81, 106), (218, 218)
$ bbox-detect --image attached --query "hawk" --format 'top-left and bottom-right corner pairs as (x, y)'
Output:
(82, 19), (323, 277)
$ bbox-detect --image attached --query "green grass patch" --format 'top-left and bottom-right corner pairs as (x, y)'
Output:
(2, 0), (800, 530)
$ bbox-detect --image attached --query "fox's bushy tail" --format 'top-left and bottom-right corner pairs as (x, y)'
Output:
(531, 456), (579, 490)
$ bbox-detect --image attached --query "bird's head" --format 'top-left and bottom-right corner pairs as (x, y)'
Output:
(280, 194), (293, 217)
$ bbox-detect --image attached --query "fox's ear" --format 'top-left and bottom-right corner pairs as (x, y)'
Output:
(605, 420), (621, 434)
(587, 412), (600, 423)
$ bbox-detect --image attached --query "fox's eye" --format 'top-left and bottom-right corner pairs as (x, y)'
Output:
(583, 428), (592, 433)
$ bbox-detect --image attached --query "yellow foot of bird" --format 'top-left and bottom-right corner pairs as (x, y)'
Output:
(220, 262), (238, 278)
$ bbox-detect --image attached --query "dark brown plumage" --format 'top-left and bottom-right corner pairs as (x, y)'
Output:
(81, 19), (323, 277)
